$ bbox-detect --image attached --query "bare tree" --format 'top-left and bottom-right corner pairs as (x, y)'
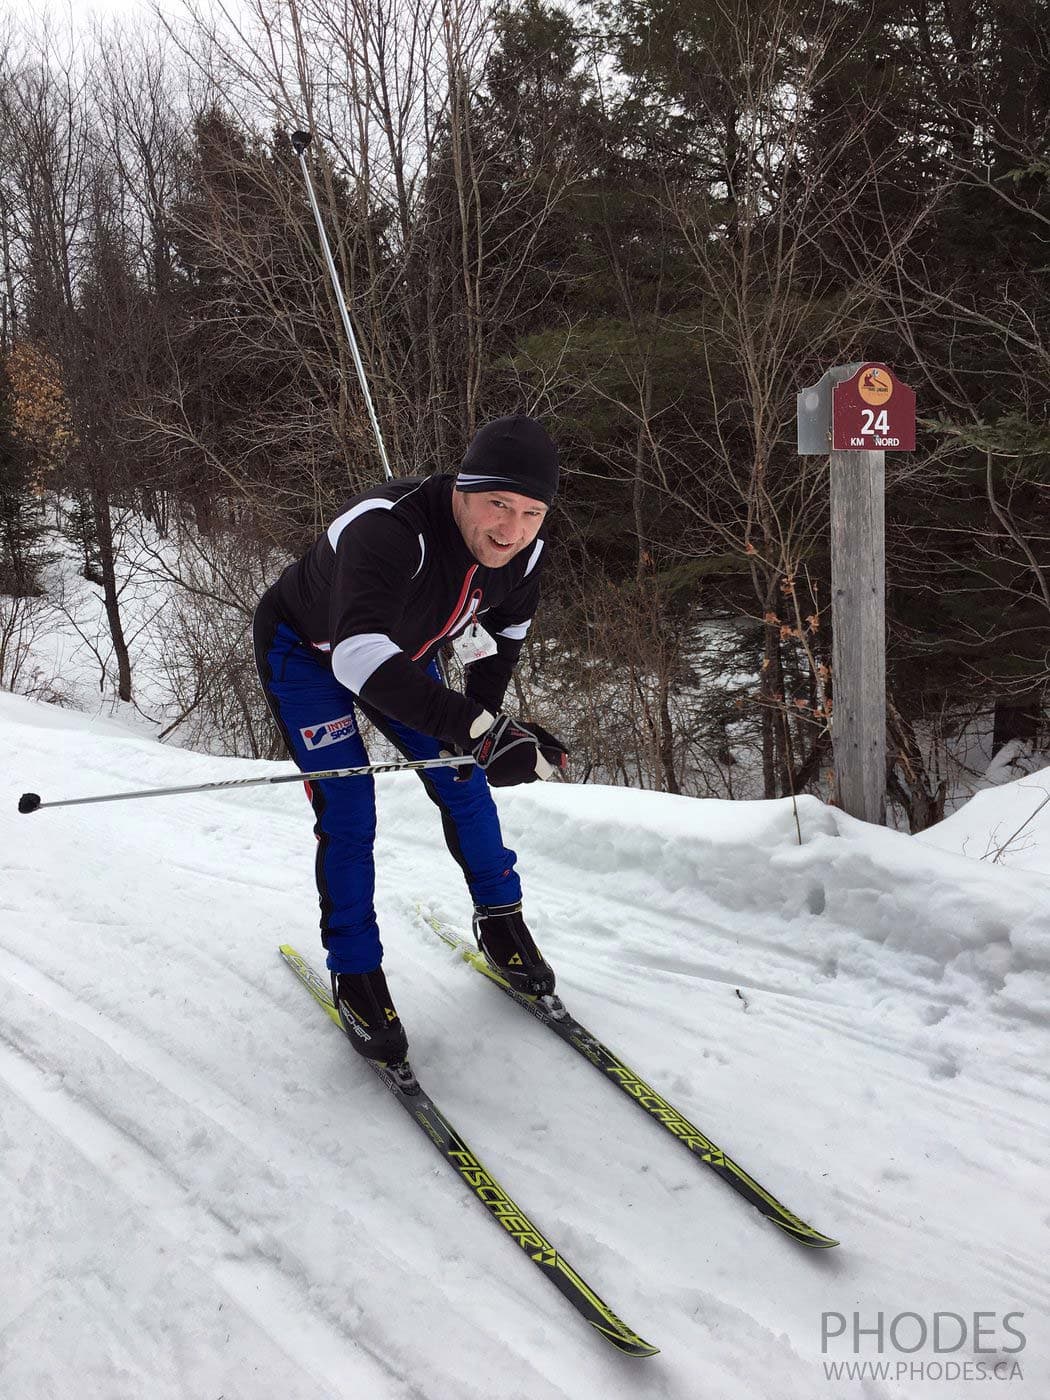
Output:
(0, 30), (143, 700)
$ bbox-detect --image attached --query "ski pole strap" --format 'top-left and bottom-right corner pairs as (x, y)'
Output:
(17, 753), (476, 814)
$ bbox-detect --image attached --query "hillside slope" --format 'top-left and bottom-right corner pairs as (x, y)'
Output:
(1, 691), (1047, 1398)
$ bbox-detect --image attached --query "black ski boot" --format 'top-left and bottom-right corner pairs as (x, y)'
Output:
(331, 965), (409, 1064)
(473, 901), (556, 997)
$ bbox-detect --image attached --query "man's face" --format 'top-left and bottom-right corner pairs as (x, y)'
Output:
(452, 488), (547, 568)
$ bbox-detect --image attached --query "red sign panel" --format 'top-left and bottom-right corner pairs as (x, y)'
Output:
(832, 363), (915, 452)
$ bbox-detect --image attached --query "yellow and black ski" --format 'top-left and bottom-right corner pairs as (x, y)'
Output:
(418, 911), (839, 1251)
(279, 945), (659, 1358)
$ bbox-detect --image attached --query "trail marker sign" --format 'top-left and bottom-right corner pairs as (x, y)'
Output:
(832, 362), (915, 451)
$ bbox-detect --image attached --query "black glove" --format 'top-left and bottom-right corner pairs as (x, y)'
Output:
(470, 713), (569, 787)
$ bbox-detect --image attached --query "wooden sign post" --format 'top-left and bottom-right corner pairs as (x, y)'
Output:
(797, 363), (916, 824)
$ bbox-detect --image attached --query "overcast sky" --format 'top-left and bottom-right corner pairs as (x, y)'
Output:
(10, 0), (181, 29)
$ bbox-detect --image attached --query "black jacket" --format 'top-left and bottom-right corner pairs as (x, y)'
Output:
(265, 474), (546, 746)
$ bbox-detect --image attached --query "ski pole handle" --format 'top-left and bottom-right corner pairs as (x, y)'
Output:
(17, 753), (476, 814)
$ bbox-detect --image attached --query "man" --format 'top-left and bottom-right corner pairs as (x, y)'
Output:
(253, 414), (567, 1066)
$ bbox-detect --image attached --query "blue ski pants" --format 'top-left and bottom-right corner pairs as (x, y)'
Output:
(253, 597), (521, 972)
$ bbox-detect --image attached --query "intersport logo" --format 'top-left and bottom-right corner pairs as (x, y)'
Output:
(300, 713), (358, 750)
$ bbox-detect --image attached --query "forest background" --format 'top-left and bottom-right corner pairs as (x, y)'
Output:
(1, 0), (1048, 830)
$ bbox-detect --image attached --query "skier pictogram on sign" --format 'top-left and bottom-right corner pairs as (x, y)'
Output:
(832, 363), (915, 451)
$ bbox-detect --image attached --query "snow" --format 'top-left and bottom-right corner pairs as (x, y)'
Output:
(918, 768), (1050, 875)
(2, 690), (1049, 1398)
(9, 516), (176, 725)
(4, 512), (287, 754)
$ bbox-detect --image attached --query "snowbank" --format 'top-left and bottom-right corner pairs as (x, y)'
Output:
(1, 693), (1047, 1399)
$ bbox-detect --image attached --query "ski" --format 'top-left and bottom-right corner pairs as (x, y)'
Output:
(279, 945), (659, 1358)
(418, 911), (839, 1250)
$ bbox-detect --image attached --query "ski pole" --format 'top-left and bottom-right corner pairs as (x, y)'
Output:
(290, 128), (393, 481)
(17, 753), (475, 814)
(287, 131), (459, 684)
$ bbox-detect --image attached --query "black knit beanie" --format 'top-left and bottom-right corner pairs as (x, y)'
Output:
(456, 415), (559, 505)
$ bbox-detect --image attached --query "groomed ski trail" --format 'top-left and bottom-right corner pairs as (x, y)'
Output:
(2, 691), (1048, 1398)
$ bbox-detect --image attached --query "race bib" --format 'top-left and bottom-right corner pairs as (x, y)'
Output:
(452, 624), (498, 666)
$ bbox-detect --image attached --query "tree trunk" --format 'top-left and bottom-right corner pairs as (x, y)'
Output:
(657, 674), (679, 794)
(992, 697), (1041, 752)
(90, 484), (132, 702)
(760, 613), (779, 798)
(887, 702), (946, 833)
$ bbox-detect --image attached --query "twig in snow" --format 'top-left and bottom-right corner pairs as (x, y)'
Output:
(981, 785), (1050, 865)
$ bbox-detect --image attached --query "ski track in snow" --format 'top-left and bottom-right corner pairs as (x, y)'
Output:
(2, 690), (1049, 1398)
(0, 948), (453, 1400)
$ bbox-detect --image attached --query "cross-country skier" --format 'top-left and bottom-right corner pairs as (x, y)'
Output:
(253, 415), (568, 1065)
